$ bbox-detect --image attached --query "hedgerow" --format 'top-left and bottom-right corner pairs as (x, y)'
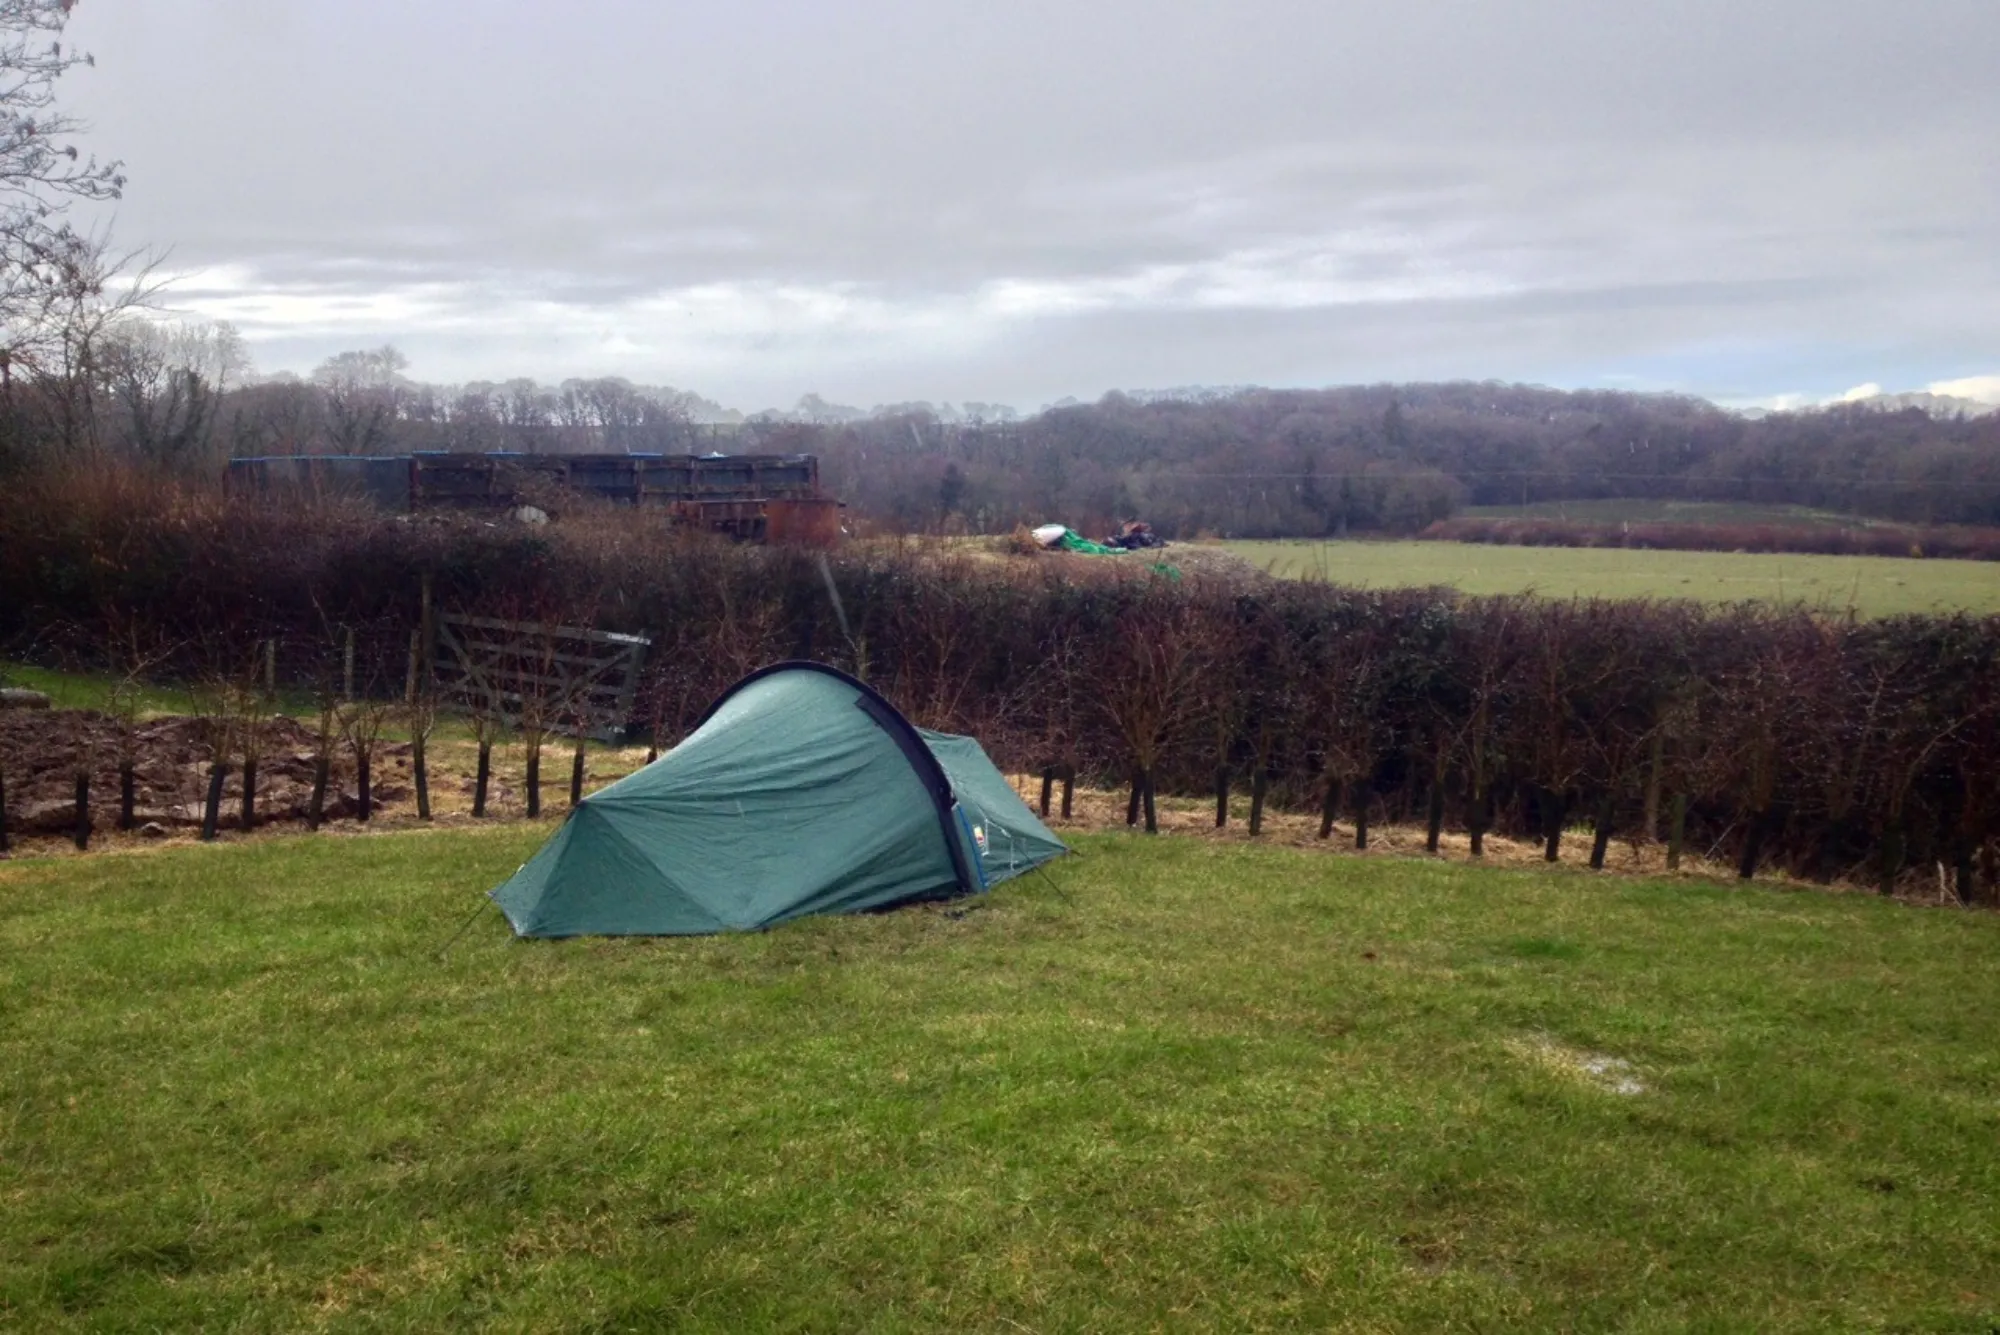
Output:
(4, 472), (1997, 902)
(1424, 515), (2000, 560)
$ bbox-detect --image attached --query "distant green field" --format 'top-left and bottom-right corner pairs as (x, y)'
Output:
(1461, 499), (1873, 528)
(1223, 540), (2000, 616)
(4, 827), (1999, 1329)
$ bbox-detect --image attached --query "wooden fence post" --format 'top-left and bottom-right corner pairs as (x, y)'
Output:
(200, 762), (229, 841)
(413, 734), (431, 821)
(1589, 792), (1615, 869)
(72, 771), (89, 850)
(1318, 777), (1341, 840)
(473, 742), (491, 818)
(1539, 789), (1565, 862)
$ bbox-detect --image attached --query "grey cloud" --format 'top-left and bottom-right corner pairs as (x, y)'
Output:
(56, 0), (2000, 407)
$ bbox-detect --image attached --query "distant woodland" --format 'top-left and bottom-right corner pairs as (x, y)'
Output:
(2, 2), (1997, 541)
(5, 334), (1999, 538)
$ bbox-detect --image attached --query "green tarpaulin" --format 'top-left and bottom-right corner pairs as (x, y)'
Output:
(1055, 529), (1124, 556)
(490, 662), (1068, 937)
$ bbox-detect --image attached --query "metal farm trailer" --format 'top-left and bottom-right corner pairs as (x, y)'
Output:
(226, 451), (843, 545)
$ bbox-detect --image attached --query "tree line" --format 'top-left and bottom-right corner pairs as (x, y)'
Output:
(9, 334), (2000, 539)
(827, 386), (2000, 536)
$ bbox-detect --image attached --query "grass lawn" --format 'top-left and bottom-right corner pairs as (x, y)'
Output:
(0, 661), (209, 716)
(3, 828), (1998, 1330)
(1223, 539), (2000, 617)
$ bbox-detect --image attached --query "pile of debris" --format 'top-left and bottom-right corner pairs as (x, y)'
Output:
(1106, 520), (1165, 550)
(1030, 519), (1167, 554)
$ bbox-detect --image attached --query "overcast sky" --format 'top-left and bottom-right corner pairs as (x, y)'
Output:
(59, 0), (2000, 413)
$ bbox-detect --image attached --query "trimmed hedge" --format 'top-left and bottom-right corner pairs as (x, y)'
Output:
(1423, 515), (2000, 561)
(5, 473), (1998, 902)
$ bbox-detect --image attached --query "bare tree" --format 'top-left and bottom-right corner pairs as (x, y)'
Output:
(467, 683), (502, 819)
(1512, 600), (1633, 863)
(403, 628), (436, 821)
(1844, 626), (1968, 895)
(888, 554), (987, 732)
(1301, 606), (1393, 849)
(186, 673), (238, 842)
(497, 377), (556, 452)
(1094, 590), (1214, 833)
(312, 345), (407, 454)
(0, 0), (125, 370)
(1044, 631), (1087, 822)
(97, 317), (248, 469)
(96, 606), (173, 830)
(306, 678), (337, 830)
(4, 234), (161, 462)
(1707, 610), (1826, 879)
(1446, 597), (1524, 858)
(338, 692), (391, 823)
(514, 624), (567, 820)
(221, 376), (324, 457)
(1229, 592), (1302, 837)
(1205, 628), (1249, 829)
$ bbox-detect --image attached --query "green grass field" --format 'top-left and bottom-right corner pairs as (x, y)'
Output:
(1460, 500), (1871, 528)
(0, 661), (207, 715)
(1224, 540), (2000, 616)
(3, 827), (1997, 1330)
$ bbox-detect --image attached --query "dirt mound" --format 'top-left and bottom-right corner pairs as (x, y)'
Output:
(0, 710), (409, 835)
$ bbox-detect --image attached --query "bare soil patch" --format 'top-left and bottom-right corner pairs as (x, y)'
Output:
(0, 708), (1824, 898)
(0, 709), (408, 838)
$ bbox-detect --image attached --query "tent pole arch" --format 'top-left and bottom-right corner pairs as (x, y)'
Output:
(692, 660), (977, 895)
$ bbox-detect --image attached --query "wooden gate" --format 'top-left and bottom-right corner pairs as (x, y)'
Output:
(432, 614), (650, 742)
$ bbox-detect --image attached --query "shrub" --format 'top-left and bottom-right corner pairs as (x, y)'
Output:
(7, 474), (1999, 903)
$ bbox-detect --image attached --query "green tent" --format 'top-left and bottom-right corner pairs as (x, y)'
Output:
(490, 662), (1068, 937)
